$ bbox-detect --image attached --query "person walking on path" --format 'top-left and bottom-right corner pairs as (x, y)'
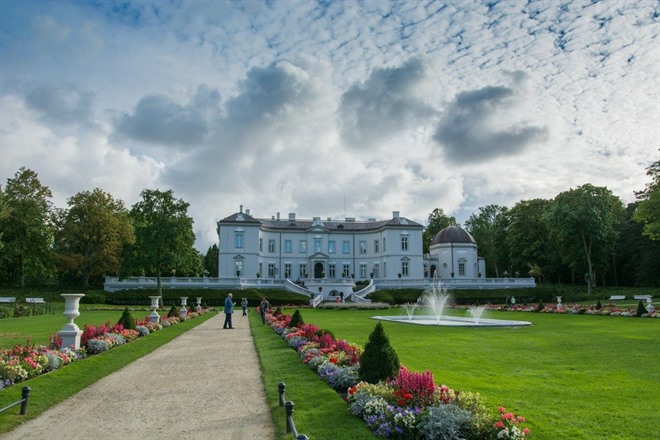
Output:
(223, 293), (235, 329)
(241, 297), (248, 316)
(259, 297), (270, 325)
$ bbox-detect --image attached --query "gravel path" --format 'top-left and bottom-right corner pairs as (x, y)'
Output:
(1, 312), (276, 440)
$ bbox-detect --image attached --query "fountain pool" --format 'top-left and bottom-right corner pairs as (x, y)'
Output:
(375, 284), (532, 328)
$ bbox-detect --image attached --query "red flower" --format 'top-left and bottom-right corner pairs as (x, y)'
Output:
(493, 421), (505, 429)
(329, 357), (338, 364)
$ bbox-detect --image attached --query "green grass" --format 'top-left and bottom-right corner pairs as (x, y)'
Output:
(248, 311), (375, 439)
(0, 312), (215, 434)
(0, 307), (158, 349)
(272, 308), (660, 439)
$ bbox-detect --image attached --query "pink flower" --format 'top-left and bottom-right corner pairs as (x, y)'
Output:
(493, 421), (505, 429)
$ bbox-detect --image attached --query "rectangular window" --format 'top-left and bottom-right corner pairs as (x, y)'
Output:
(328, 264), (336, 278)
(299, 240), (307, 253)
(342, 240), (350, 254)
(284, 264), (292, 278)
(383, 238), (386, 252)
(402, 261), (409, 276)
(268, 239), (276, 253)
(359, 263), (367, 279)
(374, 239), (379, 253)
(268, 263), (275, 278)
(259, 238), (263, 252)
(373, 263), (379, 278)
(342, 264), (351, 278)
(328, 240), (336, 254)
(459, 262), (465, 276)
(235, 233), (244, 249)
(314, 239), (322, 253)
(401, 236), (408, 251)
(359, 240), (367, 254)
(284, 240), (292, 253)
(258, 263), (262, 277)
(235, 260), (243, 276)
(383, 262), (387, 278)
(299, 264), (307, 278)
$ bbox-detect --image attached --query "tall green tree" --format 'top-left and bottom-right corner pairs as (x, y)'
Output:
(54, 188), (134, 287)
(0, 187), (10, 250)
(203, 244), (219, 277)
(422, 208), (457, 254)
(506, 199), (557, 283)
(544, 184), (624, 294)
(121, 189), (198, 296)
(0, 167), (55, 287)
(615, 203), (660, 287)
(464, 205), (509, 277)
(633, 157), (659, 240)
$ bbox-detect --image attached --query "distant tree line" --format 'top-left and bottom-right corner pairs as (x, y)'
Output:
(0, 157), (658, 291)
(423, 157), (659, 290)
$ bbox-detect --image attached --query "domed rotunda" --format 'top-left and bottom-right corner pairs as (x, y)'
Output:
(427, 225), (485, 280)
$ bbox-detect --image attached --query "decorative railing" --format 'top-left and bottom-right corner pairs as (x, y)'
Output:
(277, 382), (309, 439)
(352, 279), (375, 302)
(0, 386), (30, 416)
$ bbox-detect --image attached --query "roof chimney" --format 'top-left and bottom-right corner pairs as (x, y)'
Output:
(240, 204), (243, 213)
(245, 209), (250, 216)
(393, 211), (400, 218)
(277, 212), (280, 220)
(289, 212), (296, 220)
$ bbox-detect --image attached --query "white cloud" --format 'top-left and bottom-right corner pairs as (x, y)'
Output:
(0, 0), (657, 251)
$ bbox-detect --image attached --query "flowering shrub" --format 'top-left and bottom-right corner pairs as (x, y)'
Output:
(135, 325), (151, 336)
(266, 308), (531, 440)
(86, 338), (111, 354)
(492, 406), (530, 440)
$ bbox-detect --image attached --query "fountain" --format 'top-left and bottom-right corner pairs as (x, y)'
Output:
(467, 305), (487, 324)
(401, 303), (418, 320)
(373, 284), (531, 328)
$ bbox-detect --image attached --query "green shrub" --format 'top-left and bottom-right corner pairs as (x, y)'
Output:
(289, 309), (304, 328)
(80, 290), (105, 304)
(358, 322), (400, 384)
(117, 307), (137, 330)
(417, 404), (474, 440)
(636, 300), (647, 317)
(537, 300), (544, 311)
(167, 304), (179, 318)
(596, 300), (602, 310)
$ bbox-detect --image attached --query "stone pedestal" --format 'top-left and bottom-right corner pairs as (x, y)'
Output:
(196, 297), (203, 312)
(149, 296), (161, 324)
(556, 296), (563, 309)
(57, 293), (85, 349)
(180, 297), (188, 317)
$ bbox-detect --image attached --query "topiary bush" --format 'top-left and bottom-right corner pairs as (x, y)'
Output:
(358, 322), (400, 384)
(537, 300), (544, 312)
(167, 304), (179, 318)
(596, 300), (602, 310)
(289, 309), (304, 328)
(117, 307), (137, 331)
(636, 300), (647, 317)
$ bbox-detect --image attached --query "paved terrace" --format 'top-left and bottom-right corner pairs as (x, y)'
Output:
(1, 313), (275, 440)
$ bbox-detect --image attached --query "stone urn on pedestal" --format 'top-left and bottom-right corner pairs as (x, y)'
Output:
(57, 293), (85, 349)
(556, 296), (563, 309)
(195, 297), (203, 312)
(149, 296), (161, 323)
(180, 297), (188, 317)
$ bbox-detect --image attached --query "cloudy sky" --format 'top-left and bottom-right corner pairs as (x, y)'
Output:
(1, 0), (658, 251)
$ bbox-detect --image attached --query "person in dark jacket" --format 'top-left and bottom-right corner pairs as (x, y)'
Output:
(223, 293), (235, 329)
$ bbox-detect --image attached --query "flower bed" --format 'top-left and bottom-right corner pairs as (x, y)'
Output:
(266, 308), (530, 439)
(471, 302), (659, 318)
(0, 308), (209, 390)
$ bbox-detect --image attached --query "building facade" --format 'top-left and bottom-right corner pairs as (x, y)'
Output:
(217, 206), (427, 283)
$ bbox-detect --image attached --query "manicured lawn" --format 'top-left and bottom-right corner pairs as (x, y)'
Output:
(0, 312), (215, 434)
(0, 307), (157, 350)
(272, 307), (660, 439)
(249, 311), (375, 439)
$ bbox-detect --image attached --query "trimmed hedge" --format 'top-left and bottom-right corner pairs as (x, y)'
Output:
(103, 288), (309, 307)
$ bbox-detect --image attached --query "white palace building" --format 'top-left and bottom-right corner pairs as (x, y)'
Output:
(104, 206), (535, 299)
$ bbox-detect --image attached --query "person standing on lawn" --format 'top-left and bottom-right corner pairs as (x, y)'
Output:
(259, 297), (270, 325)
(241, 297), (248, 316)
(223, 293), (235, 329)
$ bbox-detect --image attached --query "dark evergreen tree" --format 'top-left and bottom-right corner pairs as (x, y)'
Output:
(167, 304), (179, 318)
(289, 309), (304, 328)
(636, 300), (647, 317)
(358, 322), (400, 384)
(117, 306), (137, 330)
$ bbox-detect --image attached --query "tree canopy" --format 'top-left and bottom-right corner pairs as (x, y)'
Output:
(54, 188), (134, 287)
(422, 208), (457, 254)
(121, 189), (200, 295)
(464, 205), (508, 277)
(633, 157), (660, 240)
(544, 184), (623, 294)
(0, 167), (55, 287)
